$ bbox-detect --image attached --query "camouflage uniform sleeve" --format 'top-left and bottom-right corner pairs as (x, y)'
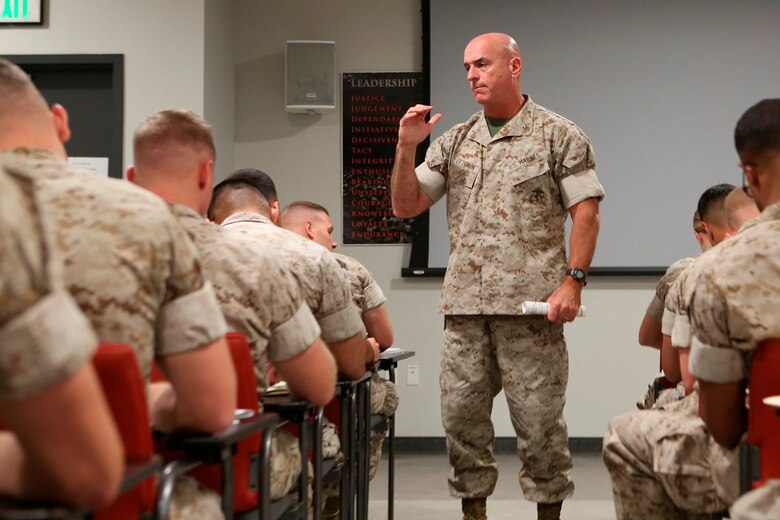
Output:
(661, 306), (676, 338)
(0, 290), (97, 400)
(265, 261), (321, 363)
(157, 216), (227, 356)
(670, 271), (694, 349)
(362, 279), (386, 312)
(554, 126), (604, 209)
(345, 254), (387, 313)
(645, 294), (665, 322)
(689, 274), (746, 383)
(415, 133), (448, 203)
(671, 313), (692, 349)
(646, 261), (681, 322)
(352, 259), (386, 312)
(0, 171), (97, 400)
(662, 275), (683, 340)
(316, 252), (365, 344)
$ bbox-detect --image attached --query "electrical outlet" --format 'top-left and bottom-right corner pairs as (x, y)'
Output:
(407, 364), (420, 386)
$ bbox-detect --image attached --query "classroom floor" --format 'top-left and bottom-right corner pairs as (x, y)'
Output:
(368, 451), (616, 519)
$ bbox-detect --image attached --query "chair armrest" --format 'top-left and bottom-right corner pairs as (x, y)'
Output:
(0, 502), (86, 520)
(378, 350), (415, 371)
(334, 371), (373, 399)
(262, 396), (313, 423)
(119, 456), (163, 493)
(0, 457), (165, 520)
(159, 413), (279, 460)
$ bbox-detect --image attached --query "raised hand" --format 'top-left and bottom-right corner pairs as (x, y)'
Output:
(398, 104), (443, 147)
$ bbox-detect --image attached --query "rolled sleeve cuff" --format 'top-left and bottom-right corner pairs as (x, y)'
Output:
(646, 296), (665, 322)
(415, 163), (446, 204)
(318, 306), (365, 344)
(362, 281), (386, 312)
(269, 303), (322, 363)
(0, 290), (97, 400)
(689, 335), (747, 383)
(559, 169), (605, 209)
(157, 282), (227, 356)
(670, 314), (692, 349)
(661, 307), (676, 337)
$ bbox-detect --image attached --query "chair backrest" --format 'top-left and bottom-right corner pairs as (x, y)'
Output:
(91, 343), (157, 520)
(748, 338), (780, 488)
(187, 332), (262, 512)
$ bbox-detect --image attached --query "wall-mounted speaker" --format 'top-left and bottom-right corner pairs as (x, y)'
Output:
(285, 40), (335, 114)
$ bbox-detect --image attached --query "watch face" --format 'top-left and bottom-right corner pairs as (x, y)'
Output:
(568, 269), (586, 281)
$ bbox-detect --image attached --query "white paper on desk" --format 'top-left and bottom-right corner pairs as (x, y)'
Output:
(763, 395), (780, 409)
(520, 301), (586, 317)
(382, 347), (402, 354)
(68, 157), (109, 177)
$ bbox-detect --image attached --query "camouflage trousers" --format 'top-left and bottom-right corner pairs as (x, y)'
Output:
(321, 417), (344, 504)
(603, 404), (738, 519)
(165, 430), (303, 519)
(636, 381), (685, 410)
(169, 475), (224, 520)
(370, 373), (399, 416)
(730, 480), (780, 520)
(369, 374), (399, 481)
(270, 429), (303, 499)
(440, 315), (574, 502)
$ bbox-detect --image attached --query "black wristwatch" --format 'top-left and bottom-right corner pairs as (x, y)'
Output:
(566, 268), (587, 286)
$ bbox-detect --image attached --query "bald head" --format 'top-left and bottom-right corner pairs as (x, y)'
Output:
(0, 58), (69, 155)
(467, 32), (521, 60)
(463, 32), (524, 117)
(0, 59), (47, 115)
(282, 201), (337, 250)
(724, 187), (760, 233)
(208, 181), (271, 224)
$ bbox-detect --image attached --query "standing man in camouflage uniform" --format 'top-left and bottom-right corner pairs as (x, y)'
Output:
(391, 33), (604, 520)
(128, 109), (338, 499)
(0, 166), (122, 508)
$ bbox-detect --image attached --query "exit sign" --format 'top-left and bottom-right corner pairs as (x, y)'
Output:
(0, 0), (42, 24)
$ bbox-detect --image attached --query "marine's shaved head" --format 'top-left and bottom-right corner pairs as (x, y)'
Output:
(0, 58), (70, 155)
(208, 181), (271, 224)
(724, 186), (759, 232)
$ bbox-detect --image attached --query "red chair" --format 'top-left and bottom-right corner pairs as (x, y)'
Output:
(152, 332), (284, 519)
(92, 343), (159, 520)
(0, 343), (160, 520)
(741, 338), (780, 491)
(188, 332), (262, 514)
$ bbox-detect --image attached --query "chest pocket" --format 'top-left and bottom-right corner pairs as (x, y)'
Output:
(510, 160), (553, 206)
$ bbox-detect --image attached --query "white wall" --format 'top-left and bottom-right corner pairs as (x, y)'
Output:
(233, 0), (660, 438)
(204, 0), (235, 174)
(1, 0), (219, 169)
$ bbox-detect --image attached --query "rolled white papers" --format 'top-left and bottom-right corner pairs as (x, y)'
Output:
(520, 301), (586, 317)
